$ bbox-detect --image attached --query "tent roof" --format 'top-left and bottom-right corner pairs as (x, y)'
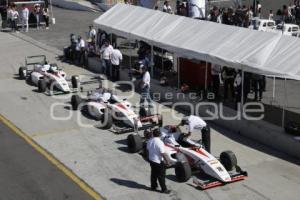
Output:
(94, 3), (300, 80)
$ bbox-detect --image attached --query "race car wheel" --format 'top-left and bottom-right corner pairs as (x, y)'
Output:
(71, 75), (80, 89)
(202, 125), (211, 153)
(158, 115), (163, 127)
(220, 151), (237, 171)
(38, 79), (47, 93)
(71, 95), (82, 110)
(19, 67), (26, 79)
(139, 107), (148, 117)
(175, 162), (192, 182)
(127, 134), (143, 153)
(99, 110), (113, 129)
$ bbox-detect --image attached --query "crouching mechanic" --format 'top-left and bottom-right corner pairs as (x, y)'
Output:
(177, 115), (211, 152)
(147, 129), (171, 194)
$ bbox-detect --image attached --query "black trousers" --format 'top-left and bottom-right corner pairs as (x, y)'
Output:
(224, 79), (235, 100)
(150, 161), (167, 191)
(43, 15), (49, 27)
(104, 59), (112, 78)
(111, 64), (120, 81)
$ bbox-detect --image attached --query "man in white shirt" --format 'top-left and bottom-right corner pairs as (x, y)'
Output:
(88, 25), (96, 41)
(21, 4), (29, 32)
(139, 66), (152, 108)
(11, 5), (19, 32)
(110, 48), (123, 81)
(76, 36), (85, 66)
(100, 40), (113, 78)
(177, 115), (210, 150)
(147, 129), (170, 193)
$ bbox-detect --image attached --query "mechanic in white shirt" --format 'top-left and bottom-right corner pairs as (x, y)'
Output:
(147, 129), (170, 193)
(110, 48), (123, 81)
(139, 66), (152, 108)
(100, 40), (113, 78)
(177, 115), (209, 148)
(21, 4), (29, 32)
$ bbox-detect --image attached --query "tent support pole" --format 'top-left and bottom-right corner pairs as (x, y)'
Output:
(282, 77), (287, 128)
(205, 62), (208, 93)
(129, 39), (132, 69)
(241, 68), (244, 118)
(161, 48), (164, 72)
(272, 76), (276, 105)
(177, 56), (180, 89)
(151, 45), (154, 77)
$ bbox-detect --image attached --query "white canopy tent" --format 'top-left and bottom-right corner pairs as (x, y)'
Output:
(94, 3), (300, 80)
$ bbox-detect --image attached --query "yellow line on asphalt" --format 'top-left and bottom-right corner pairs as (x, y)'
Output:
(31, 127), (80, 138)
(0, 114), (104, 200)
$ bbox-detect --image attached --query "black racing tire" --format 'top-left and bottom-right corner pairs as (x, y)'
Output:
(175, 162), (192, 182)
(202, 125), (211, 153)
(99, 110), (113, 129)
(19, 67), (27, 79)
(71, 75), (80, 89)
(38, 79), (47, 93)
(158, 115), (163, 127)
(127, 134), (143, 153)
(71, 95), (82, 110)
(220, 151), (237, 171)
(139, 107), (147, 117)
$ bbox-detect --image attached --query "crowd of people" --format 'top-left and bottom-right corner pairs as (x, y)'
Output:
(5, 3), (50, 32)
(66, 25), (123, 82)
(211, 65), (265, 105)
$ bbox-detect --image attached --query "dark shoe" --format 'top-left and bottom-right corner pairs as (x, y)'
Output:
(161, 189), (171, 194)
(151, 187), (158, 192)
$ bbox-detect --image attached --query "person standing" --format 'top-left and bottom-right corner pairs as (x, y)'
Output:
(21, 4), (29, 32)
(11, 5), (19, 32)
(147, 128), (171, 194)
(43, 7), (50, 29)
(222, 67), (235, 101)
(211, 64), (221, 100)
(87, 25), (96, 42)
(34, 4), (41, 30)
(100, 40), (113, 78)
(110, 48), (123, 81)
(140, 66), (152, 108)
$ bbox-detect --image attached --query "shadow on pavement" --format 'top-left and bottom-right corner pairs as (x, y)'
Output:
(110, 178), (150, 190)
(210, 122), (300, 166)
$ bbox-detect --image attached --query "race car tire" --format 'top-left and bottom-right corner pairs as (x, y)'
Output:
(71, 95), (82, 110)
(202, 125), (211, 153)
(38, 79), (47, 93)
(158, 115), (163, 127)
(127, 134), (143, 153)
(220, 151), (237, 171)
(175, 162), (192, 182)
(139, 107), (147, 117)
(71, 75), (80, 89)
(142, 143), (149, 161)
(99, 110), (113, 129)
(19, 67), (26, 79)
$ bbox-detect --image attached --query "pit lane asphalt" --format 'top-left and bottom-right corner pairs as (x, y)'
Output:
(0, 119), (94, 200)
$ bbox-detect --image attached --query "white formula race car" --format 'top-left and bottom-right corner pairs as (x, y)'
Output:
(18, 55), (79, 93)
(71, 88), (162, 131)
(127, 125), (247, 189)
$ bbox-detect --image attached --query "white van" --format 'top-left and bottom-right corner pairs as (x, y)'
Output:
(273, 23), (300, 36)
(249, 18), (276, 32)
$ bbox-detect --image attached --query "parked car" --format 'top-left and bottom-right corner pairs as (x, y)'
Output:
(249, 18), (276, 32)
(273, 23), (300, 36)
